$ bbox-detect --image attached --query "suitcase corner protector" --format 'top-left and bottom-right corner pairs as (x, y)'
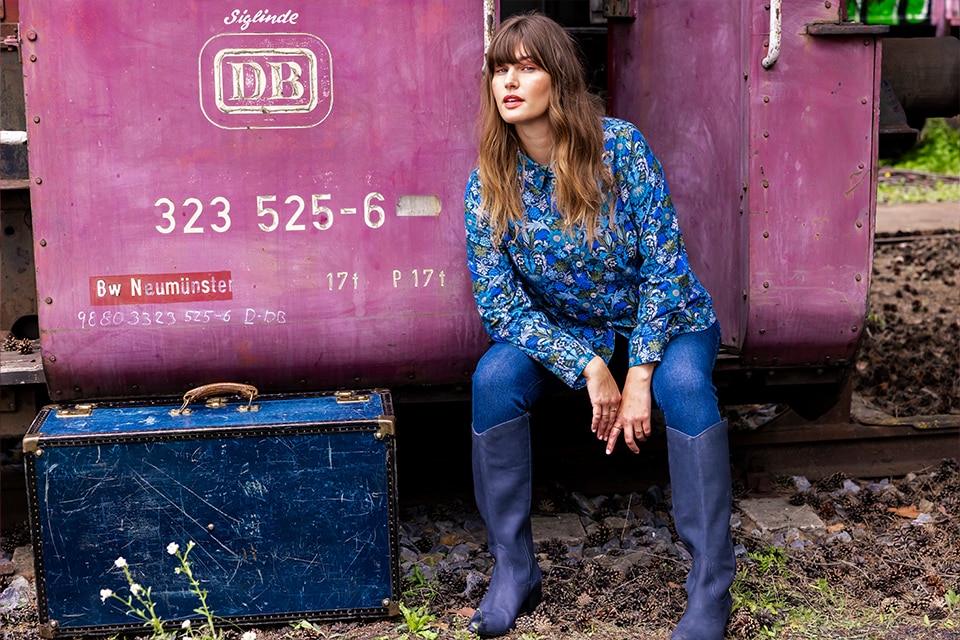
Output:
(22, 432), (42, 455)
(39, 621), (57, 639)
(375, 415), (396, 440)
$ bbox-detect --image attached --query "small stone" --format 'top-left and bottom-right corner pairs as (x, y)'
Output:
(0, 576), (32, 613)
(600, 538), (621, 552)
(603, 516), (632, 533)
(531, 513), (585, 544)
(11, 546), (33, 582)
(439, 533), (461, 546)
(571, 492), (599, 516)
(826, 531), (852, 544)
(840, 479), (861, 494)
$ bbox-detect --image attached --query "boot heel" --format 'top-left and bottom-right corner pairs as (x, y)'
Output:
(520, 582), (542, 615)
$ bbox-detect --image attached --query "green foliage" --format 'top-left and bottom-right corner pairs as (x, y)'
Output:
(290, 620), (327, 636)
(402, 563), (439, 602)
(749, 546), (787, 577)
(396, 602), (439, 639)
(883, 118), (960, 175)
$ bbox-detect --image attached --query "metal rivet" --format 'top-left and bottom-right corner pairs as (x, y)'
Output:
(860, 97), (867, 104)
(858, 162), (864, 169)
(851, 326), (859, 332)
(856, 220), (863, 228)
(762, 281), (770, 289)
(207, 524), (215, 531)
(763, 231), (770, 238)
(35, 177), (42, 184)
(44, 297), (53, 304)
(48, 355), (57, 362)
(762, 130), (770, 138)
(855, 274), (862, 282)
(763, 96), (770, 103)
(33, 116), (40, 123)
(39, 238), (47, 246)
(759, 328), (766, 334)
(29, 54), (37, 62)
(26, 30), (38, 41)
(825, 1), (832, 8)
(762, 179), (770, 188)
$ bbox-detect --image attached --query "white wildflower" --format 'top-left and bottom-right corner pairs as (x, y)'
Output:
(167, 542), (180, 555)
(114, 557), (127, 568)
(130, 583), (142, 596)
(241, 632), (257, 640)
(181, 620), (191, 629)
(99, 588), (113, 602)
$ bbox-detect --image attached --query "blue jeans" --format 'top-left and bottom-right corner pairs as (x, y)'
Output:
(472, 322), (722, 436)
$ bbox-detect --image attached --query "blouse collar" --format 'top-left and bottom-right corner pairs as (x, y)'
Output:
(518, 151), (554, 192)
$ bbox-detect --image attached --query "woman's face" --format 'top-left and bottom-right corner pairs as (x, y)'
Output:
(491, 47), (552, 129)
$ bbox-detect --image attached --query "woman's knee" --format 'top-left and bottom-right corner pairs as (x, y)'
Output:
(652, 331), (721, 435)
(472, 343), (549, 430)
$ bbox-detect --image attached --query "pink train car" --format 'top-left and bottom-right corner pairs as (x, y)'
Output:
(5, 0), (952, 418)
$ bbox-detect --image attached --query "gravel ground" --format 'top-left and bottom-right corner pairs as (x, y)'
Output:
(2, 230), (958, 640)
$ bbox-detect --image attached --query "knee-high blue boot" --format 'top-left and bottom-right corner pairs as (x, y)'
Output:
(468, 414), (542, 637)
(667, 420), (736, 640)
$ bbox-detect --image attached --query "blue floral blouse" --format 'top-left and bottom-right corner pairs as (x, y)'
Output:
(464, 117), (717, 389)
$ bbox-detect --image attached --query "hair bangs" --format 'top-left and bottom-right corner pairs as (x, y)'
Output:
(484, 21), (547, 72)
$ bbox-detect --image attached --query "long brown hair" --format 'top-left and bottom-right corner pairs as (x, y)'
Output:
(477, 13), (613, 241)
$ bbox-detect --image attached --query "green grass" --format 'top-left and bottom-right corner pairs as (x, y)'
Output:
(878, 118), (960, 204)
(882, 118), (960, 175)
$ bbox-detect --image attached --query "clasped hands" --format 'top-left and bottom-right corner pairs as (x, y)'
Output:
(582, 356), (655, 455)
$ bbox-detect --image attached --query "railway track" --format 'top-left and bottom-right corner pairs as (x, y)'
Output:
(878, 167), (960, 186)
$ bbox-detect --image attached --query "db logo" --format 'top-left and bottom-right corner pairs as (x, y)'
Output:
(200, 33), (332, 129)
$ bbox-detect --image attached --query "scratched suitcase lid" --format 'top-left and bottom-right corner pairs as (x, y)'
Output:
(25, 386), (394, 446)
(23, 385), (399, 636)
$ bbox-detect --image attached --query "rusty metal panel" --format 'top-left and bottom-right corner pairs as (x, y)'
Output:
(745, 0), (877, 366)
(19, 1), (489, 400)
(609, 0), (877, 368)
(608, 0), (750, 355)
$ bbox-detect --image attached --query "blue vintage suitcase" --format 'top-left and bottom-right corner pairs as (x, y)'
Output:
(23, 385), (398, 637)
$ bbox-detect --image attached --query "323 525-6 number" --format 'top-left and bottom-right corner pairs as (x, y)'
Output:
(154, 193), (386, 234)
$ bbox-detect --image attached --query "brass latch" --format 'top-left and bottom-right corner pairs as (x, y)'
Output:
(55, 403), (94, 418)
(335, 390), (371, 404)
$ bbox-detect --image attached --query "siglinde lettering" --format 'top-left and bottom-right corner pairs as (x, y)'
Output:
(223, 9), (300, 31)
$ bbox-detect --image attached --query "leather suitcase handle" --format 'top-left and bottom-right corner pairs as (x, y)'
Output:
(173, 382), (259, 415)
